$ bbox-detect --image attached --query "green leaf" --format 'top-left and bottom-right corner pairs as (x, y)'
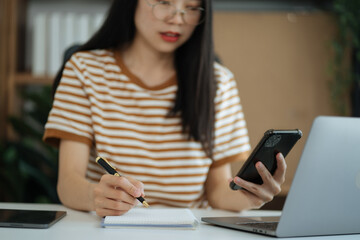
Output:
(19, 160), (58, 202)
(0, 85), (59, 203)
(328, 0), (360, 116)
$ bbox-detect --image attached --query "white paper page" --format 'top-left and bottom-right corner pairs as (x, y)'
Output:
(103, 208), (198, 228)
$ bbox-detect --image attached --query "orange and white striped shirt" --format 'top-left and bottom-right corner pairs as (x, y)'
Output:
(43, 49), (250, 208)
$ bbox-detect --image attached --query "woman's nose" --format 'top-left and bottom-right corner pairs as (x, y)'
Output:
(168, 9), (186, 25)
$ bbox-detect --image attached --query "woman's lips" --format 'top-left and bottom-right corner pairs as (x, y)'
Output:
(160, 32), (180, 42)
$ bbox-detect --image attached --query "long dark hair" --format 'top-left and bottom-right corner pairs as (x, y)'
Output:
(52, 0), (216, 159)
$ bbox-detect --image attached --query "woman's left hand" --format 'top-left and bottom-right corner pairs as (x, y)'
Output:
(232, 152), (286, 209)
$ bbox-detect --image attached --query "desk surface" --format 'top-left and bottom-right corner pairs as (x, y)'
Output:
(0, 202), (358, 240)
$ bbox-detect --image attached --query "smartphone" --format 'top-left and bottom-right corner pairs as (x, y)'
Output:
(230, 129), (302, 190)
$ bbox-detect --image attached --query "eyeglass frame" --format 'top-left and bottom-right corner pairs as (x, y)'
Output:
(144, 0), (206, 26)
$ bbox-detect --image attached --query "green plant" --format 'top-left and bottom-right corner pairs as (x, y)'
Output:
(330, 0), (360, 116)
(0, 86), (59, 203)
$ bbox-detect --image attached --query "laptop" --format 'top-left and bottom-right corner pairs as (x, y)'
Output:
(202, 116), (360, 237)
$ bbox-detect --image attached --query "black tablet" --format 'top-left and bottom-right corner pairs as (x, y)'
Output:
(0, 209), (66, 229)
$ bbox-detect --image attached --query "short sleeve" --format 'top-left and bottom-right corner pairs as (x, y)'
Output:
(211, 63), (251, 168)
(43, 53), (94, 147)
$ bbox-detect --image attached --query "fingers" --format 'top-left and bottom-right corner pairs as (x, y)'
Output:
(273, 152), (287, 184)
(101, 184), (138, 205)
(95, 205), (129, 217)
(94, 195), (135, 212)
(93, 175), (145, 217)
(233, 176), (274, 203)
(256, 162), (281, 195)
(127, 176), (146, 197)
(103, 174), (142, 198)
(232, 153), (287, 208)
(93, 192), (136, 217)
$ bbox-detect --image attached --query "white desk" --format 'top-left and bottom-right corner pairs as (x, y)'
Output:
(0, 203), (358, 240)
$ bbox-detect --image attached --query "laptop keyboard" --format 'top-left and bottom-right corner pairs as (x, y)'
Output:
(240, 222), (278, 231)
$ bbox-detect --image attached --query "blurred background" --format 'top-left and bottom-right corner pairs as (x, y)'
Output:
(0, 0), (359, 209)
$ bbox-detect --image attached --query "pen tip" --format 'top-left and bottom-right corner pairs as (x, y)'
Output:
(142, 201), (149, 208)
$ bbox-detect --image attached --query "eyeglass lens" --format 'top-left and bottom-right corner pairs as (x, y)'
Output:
(147, 0), (204, 25)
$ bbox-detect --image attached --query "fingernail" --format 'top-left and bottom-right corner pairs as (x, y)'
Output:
(234, 177), (241, 183)
(134, 189), (140, 196)
(256, 161), (263, 168)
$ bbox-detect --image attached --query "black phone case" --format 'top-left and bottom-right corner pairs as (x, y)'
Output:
(230, 129), (302, 190)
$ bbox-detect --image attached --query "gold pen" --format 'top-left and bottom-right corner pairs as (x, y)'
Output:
(96, 156), (149, 208)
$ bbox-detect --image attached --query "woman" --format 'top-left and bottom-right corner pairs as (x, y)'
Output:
(44, 0), (286, 217)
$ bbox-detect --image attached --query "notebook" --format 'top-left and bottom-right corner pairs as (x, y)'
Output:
(101, 208), (199, 229)
(202, 116), (360, 237)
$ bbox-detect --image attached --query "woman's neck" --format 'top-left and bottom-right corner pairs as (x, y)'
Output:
(120, 41), (176, 88)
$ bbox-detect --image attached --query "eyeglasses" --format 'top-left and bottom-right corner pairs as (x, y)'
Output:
(145, 0), (205, 26)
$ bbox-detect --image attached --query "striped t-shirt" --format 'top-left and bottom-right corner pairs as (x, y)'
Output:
(43, 49), (250, 208)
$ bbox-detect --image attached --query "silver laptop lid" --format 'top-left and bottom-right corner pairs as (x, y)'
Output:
(277, 116), (360, 237)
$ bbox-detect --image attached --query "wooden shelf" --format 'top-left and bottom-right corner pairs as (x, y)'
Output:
(14, 72), (53, 85)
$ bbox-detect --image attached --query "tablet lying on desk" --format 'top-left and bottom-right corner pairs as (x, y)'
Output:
(0, 209), (66, 229)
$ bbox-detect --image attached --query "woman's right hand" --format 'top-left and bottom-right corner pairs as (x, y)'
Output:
(93, 174), (145, 217)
